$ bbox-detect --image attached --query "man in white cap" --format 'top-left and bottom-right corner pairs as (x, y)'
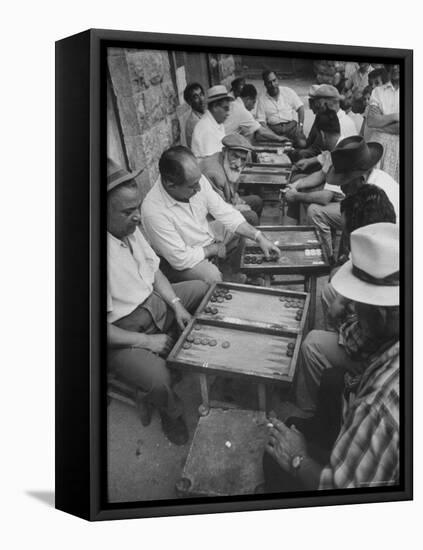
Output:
(191, 85), (233, 159)
(107, 159), (208, 445)
(264, 222), (400, 491)
(200, 133), (263, 226)
(141, 146), (280, 284)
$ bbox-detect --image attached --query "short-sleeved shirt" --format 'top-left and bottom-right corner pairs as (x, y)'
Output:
(369, 82), (399, 115)
(256, 87), (303, 125)
(191, 110), (225, 158)
(185, 109), (203, 149)
(224, 97), (261, 138)
(107, 229), (160, 323)
(346, 66), (373, 94)
(141, 176), (245, 271)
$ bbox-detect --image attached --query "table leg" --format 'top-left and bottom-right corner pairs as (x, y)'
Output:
(198, 374), (210, 416)
(263, 274), (272, 287)
(258, 383), (266, 413)
(305, 275), (317, 330)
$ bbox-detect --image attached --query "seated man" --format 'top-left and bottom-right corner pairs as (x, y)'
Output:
(224, 84), (288, 144)
(200, 133), (263, 226)
(286, 136), (399, 262)
(191, 85), (233, 159)
(264, 223), (400, 491)
(107, 159), (208, 445)
(141, 146), (280, 284)
(285, 109), (343, 223)
(256, 70), (306, 148)
(229, 76), (246, 99)
(183, 82), (206, 148)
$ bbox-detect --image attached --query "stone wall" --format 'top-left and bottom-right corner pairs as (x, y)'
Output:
(107, 48), (180, 200)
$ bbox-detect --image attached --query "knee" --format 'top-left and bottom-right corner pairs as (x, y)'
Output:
(203, 262), (223, 284)
(248, 196), (263, 213)
(190, 280), (210, 299)
(321, 282), (337, 309)
(307, 203), (323, 223)
(301, 330), (323, 360)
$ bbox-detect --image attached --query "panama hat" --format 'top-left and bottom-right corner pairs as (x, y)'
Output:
(206, 85), (234, 105)
(107, 158), (143, 193)
(326, 136), (384, 187)
(222, 133), (254, 152)
(331, 222), (399, 306)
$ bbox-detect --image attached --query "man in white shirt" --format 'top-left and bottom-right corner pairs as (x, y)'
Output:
(107, 159), (208, 445)
(141, 146), (281, 284)
(224, 84), (287, 144)
(286, 136), (399, 262)
(256, 70), (306, 148)
(191, 85), (233, 159)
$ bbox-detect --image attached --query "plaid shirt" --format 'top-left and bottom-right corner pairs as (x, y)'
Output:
(338, 314), (385, 361)
(319, 341), (400, 490)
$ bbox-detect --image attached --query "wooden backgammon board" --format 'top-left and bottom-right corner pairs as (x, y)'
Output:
(240, 226), (329, 276)
(167, 282), (310, 399)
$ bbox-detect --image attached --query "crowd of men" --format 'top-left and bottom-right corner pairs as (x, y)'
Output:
(107, 62), (401, 491)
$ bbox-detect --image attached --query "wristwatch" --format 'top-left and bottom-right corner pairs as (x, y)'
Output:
(171, 297), (181, 306)
(291, 455), (305, 473)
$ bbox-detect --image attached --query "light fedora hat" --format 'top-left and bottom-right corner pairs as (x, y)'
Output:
(107, 158), (143, 193)
(206, 85), (234, 105)
(309, 84), (344, 100)
(331, 222), (399, 306)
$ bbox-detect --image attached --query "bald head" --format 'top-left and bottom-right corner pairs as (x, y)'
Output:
(159, 146), (202, 201)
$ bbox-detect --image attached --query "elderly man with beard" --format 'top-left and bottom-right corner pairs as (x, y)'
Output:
(200, 133), (263, 226)
(141, 146), (280, 284)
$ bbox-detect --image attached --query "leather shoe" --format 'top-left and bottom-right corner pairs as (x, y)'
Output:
(160, 413), (189, 446)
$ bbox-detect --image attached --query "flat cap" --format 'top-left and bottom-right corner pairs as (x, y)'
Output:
(222, 133), (254, 152)
(310, 84), (344, 100)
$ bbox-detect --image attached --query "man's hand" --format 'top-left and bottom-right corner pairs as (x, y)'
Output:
(257, 233), (281, 259)
(173, 302), (192, 331)
(235, 204), (252, 213)
(295, 158), (313, 171)
(139, 334), (174, 356)
(203, 242), (226, 259)
(265, 418), (308, 472)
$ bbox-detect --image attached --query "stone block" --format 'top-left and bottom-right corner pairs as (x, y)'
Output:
(123, 135), (147, 172)
(127, 50), (165, 89)
(116, 96), (142, 137)
(143, 86), (165, 127)
(147, 162), (159, 188)
(161, 79), (178, 115)
(108, 55), (133, 97)
(141, 120), (172, 166)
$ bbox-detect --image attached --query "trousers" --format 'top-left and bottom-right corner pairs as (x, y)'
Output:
(108, 280), (208, 418)
(307, 201), (343, 260)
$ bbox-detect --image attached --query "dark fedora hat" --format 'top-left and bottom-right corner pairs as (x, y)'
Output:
(327, 136), (384, 187)
(107, 158), (143, 193)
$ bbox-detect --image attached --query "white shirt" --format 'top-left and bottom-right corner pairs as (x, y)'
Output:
(369, 82), (399, 115)
(191, 110), (225, 158)
(224, 97), (261, 138)
(324, 168), (400, 221)
(337, 109), (357, 138)
(256, 87), (303, 125)
(141, 175), (245, 271)
(107, 229), (160, 323)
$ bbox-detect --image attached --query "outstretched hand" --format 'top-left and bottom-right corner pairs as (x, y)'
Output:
(265, 418), (308, 472)
(257, 233), (281, 260)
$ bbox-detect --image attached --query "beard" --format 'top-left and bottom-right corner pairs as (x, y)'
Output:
(223, 154), (242, 184)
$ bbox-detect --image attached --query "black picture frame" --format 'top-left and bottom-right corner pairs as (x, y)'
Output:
(55, 28), (413, 521)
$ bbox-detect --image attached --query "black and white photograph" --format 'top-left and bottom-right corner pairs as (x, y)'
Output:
(106, 45), (404, 504)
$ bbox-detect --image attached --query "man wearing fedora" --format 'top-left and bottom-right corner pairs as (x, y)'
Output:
(294, 84), (357, 166)
(191, 85), (233, 159)
(286, 136), (399, 262)
(141, 146), (280, 284)
(200, 133), (263, 226)
(264, 223), (400, 491)
(256, 70), (306, 148)
(107, 159), (208, 445)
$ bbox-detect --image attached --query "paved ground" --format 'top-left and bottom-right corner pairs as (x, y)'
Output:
(107, 75), (330, 504)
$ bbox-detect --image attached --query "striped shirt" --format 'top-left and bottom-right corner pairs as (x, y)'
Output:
(319, 341), (400, 489)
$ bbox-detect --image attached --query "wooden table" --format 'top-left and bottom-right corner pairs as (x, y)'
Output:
(239, 226), (331, 328)
(167, 282), (310, 415)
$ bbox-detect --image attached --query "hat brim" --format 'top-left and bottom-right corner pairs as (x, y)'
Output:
(207, 94), (234, 105)
(331, 259), (399, 306)
(107, 166), (144, 193)
(327, 142), (384, 187)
